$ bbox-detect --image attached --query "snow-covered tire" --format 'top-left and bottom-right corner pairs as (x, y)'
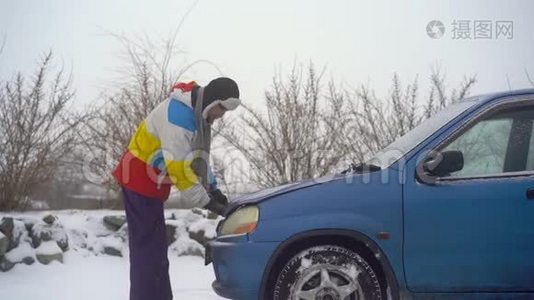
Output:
(273, 245), (384, 300)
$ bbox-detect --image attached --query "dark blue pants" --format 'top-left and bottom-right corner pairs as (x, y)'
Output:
(122, 188), (173, 300)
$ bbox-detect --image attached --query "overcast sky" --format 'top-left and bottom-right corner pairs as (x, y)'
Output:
(1, 0), (533, 108)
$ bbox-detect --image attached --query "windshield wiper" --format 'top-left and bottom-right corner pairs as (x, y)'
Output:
(341, 163), (381, 174)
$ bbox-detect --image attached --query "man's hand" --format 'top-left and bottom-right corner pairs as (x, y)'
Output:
(203, 194), (226, 216)
(209, 189), (228, 205)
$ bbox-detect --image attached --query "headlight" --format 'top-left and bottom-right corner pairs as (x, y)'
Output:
(220, 206), (259, 236)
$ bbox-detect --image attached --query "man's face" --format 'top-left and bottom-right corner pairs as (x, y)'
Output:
(207, 103), (227, 123)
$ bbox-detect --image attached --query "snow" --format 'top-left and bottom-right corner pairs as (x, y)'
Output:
(189, 218), (218, 239)
(167, 219), (205, 257)
(12, 219), (27, 243)
(0, 252), (222, 300)
(0, 209), (224, 299)
(36, 241), (62, 255)
(5, 242), (34, 262)
(0, 231), (5, 239)
(100, 235), (123, 251)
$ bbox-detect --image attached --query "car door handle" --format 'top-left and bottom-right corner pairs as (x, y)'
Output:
(526, 188), (534, 200)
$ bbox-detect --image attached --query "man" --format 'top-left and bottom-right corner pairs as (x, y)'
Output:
(112, 77), (241, 300)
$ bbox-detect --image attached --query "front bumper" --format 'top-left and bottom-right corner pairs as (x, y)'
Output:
(208, 234), (280, 300)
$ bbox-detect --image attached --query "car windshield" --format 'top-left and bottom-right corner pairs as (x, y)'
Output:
(367, 97), (480, 168)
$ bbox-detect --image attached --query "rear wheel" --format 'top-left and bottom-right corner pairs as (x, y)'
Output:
(273, 245), (384, 300)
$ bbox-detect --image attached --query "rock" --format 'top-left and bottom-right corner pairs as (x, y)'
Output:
(31, 223), (68, 251)
(0, 256), (15, 272)
(188, 230), (210, 247)
(40, 230), (52, 242)
(115, 225), (128, 242)
(24, 222), (34, 233)
(192, 208), (218, 219)
(165, 224), (176, 246)
(103, 246), (122, 257)
(22, 256), (35, 265)
(191, 208), (206, 217)
(31, 228), (50, 248)
(0, 217), (14, 240)
(36, 252), (63, 265)
(207, 211), (219, 220)
(1, 218), (22, 251)
(31, 233), (42, 248)
(103, 216), (126, 231)
(42, 214), (56, 225)
(0, 232), (8, 256)
(56, 236), (69, 252)
(35, 241), (63, 265)
(181, 246), (204, 258)
(5, 242), (36, 266)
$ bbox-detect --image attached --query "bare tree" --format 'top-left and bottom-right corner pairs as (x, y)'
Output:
(220, 63), (477, 189)
(0, 34), (5, 55)
(78, 33), (186, 203)
(424, 65), (477, 117)
(341, 66), (477, 164)
(525, 68), (534, 87)
(79, 29), (222, 205)
(220, 63), (351, 188)
(0, 52), (80, 211)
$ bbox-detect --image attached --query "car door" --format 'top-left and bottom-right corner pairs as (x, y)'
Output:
(403, 98), (534, 293)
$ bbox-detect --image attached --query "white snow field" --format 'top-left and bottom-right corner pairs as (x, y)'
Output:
(0, 253), (223, 300)
(0, 209), (225, 300)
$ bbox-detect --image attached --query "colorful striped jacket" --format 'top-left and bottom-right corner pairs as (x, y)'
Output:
(112, 82), (216, 207)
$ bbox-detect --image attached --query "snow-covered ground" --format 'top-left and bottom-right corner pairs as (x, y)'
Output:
(0, 252), (222, 300)
(0, 209), (224, 300)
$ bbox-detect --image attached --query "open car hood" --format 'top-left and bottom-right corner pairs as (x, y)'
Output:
(225, 176), (336, 215)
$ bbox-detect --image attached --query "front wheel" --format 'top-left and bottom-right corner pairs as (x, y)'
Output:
(273, 245), (385, 300)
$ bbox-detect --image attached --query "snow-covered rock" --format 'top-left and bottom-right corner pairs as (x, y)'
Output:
(31, 222), (69, 252)
(166, 219), (205, 258)
(165, 223), (177, 246)
(0, 256), (15, 272)
(42, 214), (57, 225)
(8, 220), (28, 252)
(100, 235), (123, 257)
(103, 215), (126, 231)
(0, 209), (219, 271)
(5, 241), (35, 265)
(187, 218), (218, 247)
(103, 247), (122, 257)
(0, 217), (15, 250)
(36, 241), (63, 264)
(0, 231), (8, 256)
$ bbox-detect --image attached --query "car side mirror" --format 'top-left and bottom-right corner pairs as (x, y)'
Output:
(423, 150), (464, 177)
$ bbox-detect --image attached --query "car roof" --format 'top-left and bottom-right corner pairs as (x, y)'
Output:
(468, 88), (534, 105)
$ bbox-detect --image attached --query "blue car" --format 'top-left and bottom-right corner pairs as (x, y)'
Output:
(207, 89), (534, 299)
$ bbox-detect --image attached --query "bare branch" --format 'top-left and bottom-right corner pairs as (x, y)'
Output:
(525, 68), (534, 87)
(0, 52), (80, 211)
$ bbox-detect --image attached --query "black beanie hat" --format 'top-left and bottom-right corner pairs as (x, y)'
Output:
(200, 77), (241, 118)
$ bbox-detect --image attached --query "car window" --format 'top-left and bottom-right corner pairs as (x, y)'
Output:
(368, 98), (478, 168)
(526, 125), (534, 170)
(441, 105), (534, 178)
(443, 118), (512, 177)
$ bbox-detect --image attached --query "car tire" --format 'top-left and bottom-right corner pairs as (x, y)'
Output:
(273, 245), (385, 300)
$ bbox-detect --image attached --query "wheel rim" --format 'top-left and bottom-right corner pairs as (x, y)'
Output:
(291, 264), (364, 300)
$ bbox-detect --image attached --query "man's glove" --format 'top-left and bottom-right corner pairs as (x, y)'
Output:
(203, 195), (226, 216)
(210, 189), (228, 206)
